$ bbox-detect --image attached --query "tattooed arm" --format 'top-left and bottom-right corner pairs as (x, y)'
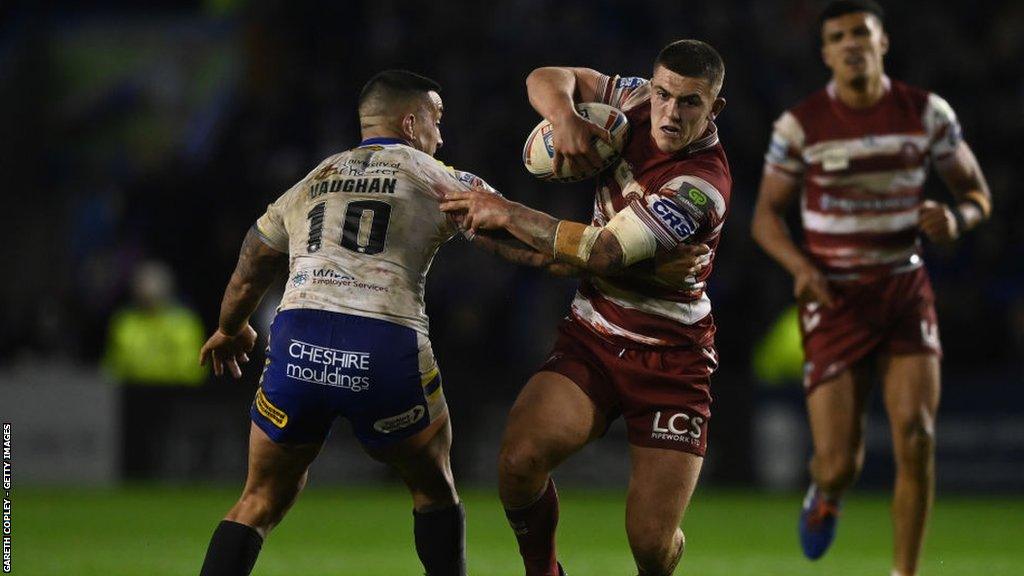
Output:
(503, 202), (626, 274)
(441, 189), (627, 275)
(218, 226), (288, 334)
(199, 226), (288, 378)
(470, 228), (709, 288)
(470, 230), (581, 277)
(444, 189), (713, 285)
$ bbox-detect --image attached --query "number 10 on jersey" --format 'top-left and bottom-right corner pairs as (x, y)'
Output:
(307, 200), (392, 255)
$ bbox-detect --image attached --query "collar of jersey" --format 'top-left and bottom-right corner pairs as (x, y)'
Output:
(683, 121), (719, 155)
(359, 137), (409, 147)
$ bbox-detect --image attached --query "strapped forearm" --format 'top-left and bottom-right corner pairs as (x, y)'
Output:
(219, 226), (288, 334)
(552, 221), (603, 267)
(551, 221), (627, 274)
(497, 200), (666, 276)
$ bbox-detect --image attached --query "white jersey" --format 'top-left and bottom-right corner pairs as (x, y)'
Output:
(255, 138), (489, 336)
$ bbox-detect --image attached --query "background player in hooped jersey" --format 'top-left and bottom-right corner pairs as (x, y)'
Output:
(195, 70), (504, 576)
(751, 1), (993, 574)
(441, 40), (730, 576)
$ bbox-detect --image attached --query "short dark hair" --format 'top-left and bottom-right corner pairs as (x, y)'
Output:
(818, 0), (885, 28)
(655, 40), (725, 92)
(357, 69), (441, 116)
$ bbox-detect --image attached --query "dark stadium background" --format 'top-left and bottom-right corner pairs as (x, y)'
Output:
(1, 0), (1021, 495)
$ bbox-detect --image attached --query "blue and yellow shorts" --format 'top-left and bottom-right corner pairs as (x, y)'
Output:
(252, 308), (446, 447)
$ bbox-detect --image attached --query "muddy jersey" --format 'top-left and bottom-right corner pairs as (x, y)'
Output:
(255, 138), (488, 336)
(571, 74), (732, 348)
(764, 77), (962, 277)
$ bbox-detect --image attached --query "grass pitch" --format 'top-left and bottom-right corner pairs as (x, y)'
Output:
(12, 484), (1023, 575)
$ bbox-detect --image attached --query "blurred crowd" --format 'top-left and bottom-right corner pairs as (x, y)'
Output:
(2, 0), (1021, 412)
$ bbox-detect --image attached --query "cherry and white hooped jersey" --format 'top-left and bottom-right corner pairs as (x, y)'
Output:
(255, 138), (489, 336)
(764, 77), (962, 277)
(570, 74), (732, 348)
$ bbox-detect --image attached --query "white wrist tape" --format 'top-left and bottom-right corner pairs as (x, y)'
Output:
(553, 221), (603, 267)
(605, 205), (658, 266)
(577, 225), (602, 262)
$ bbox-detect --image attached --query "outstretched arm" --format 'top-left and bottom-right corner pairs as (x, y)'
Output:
(469, 227), (708, 287)
(442, 188), (687, 278)
(448, 190), (627, 275)
(199, 226), (288, 377)
(470, 230), (580, 277)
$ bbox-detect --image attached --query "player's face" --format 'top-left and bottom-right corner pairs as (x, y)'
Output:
(821, 12), (888, 87)
(649, 65), (723, 154)
(410, 91), (444, 156)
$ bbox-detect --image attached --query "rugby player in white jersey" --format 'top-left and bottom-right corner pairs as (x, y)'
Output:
(751, 2), (992, 574)
(195, 69), (495, 576)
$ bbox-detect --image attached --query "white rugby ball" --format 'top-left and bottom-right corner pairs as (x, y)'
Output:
(522, 102), (630, 183)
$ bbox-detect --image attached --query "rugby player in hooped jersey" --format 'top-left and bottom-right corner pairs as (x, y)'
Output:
(751, 1), (992, 574)
(195, 69), (504, 576)
(441, 40), (730, 576)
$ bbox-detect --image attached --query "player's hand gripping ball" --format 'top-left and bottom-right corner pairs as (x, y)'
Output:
(523, 102), (629, 183)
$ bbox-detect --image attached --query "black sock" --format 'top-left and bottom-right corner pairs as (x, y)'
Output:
(199, 520), (264, 576)
(413, 502), (467, 576)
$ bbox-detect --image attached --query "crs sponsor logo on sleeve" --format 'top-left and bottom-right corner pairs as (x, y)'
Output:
(615, 76), (646, 90)
(651, 410), (705, 446)
(650, 198), (698, 240)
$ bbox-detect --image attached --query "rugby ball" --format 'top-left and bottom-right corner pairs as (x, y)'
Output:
(522, 102), (629, 183)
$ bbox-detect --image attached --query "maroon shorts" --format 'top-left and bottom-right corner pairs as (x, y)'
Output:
(539, 318), (716, 456)
(800, 266), (942, 392)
